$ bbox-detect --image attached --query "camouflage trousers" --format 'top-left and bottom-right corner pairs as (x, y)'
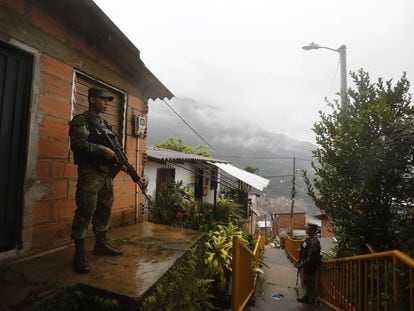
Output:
(303, 270), (317, 301)
(71, 164), (114, 240)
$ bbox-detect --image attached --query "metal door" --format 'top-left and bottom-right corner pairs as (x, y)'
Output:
(0, 42), (33, 251)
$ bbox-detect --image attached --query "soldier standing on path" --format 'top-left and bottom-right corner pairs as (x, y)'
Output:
(69, 87), (123, 274)
(296, 223), (321, 304)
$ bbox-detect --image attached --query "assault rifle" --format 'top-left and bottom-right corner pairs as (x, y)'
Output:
(84, 113), (152, 204)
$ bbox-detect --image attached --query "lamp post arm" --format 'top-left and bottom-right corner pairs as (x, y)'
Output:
(317, 46), (341, 53)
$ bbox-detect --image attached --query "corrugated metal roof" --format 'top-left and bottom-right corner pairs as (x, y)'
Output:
(210, 162), (270, 191)
(147, 147), (228, 163)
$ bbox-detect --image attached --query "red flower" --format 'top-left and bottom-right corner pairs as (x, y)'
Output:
(175, 210), (184, 219)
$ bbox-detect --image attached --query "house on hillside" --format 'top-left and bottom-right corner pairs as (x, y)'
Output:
(0, 0), (172, 260)
(261, 197), (307, 237)
(145, 147), (269, 218)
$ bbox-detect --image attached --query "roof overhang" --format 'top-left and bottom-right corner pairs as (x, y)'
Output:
(36, 0), (174, 100)
(209, 162), (270, 191)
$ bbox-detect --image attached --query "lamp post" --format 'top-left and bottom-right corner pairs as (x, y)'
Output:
(302, 42), (348, 107)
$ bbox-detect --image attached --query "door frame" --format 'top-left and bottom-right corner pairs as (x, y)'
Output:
(0, 39), (40, 260)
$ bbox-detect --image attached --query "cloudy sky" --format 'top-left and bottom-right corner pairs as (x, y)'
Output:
(94, 0), (414, 143)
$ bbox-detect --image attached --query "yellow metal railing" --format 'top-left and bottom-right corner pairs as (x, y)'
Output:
(318, 250), (414, 311)
(231, 235), (265, 311)
(284, 234), (304, 263)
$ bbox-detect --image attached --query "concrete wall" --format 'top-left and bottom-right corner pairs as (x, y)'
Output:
(0, 0), (149, 258)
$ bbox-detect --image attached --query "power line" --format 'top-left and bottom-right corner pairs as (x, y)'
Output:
(162, 99), (221, 155)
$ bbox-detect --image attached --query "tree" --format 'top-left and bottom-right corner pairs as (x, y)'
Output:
(244, 166), (259, 174)
(155, 137), (212, 157)
(305, 69), (414, 256)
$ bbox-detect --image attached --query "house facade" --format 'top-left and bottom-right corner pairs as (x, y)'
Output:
(0, 0), (172, 260)
(261, 197), (307, 237)
(145, 147), (227, 203)
(145, 147), (270, 214)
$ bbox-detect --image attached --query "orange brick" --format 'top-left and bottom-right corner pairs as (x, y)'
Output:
(125, 180), (137, 193)
(31, 222), (70, 250)
(37, 160), (51, 179)
(113, 178), (124, 194)
(128, 95), (143, 110)
(38, 139), (70, 159)
(32, 201), (51, 225)
(67, 31), (97, 60)
(98, 52), (122, 73)
(54, 161), (78, 179)
(63, 199), (76, 220)
(30, 6), (66, 42)
(43, 180), (68, 200)
(125, 149), (137, 161)
(41, 54), (73, 82)
(38, 95), (72, 120)
(68, 180), (77, 199)
(52, 199), (75, 222)
(125, 135), (138, 150)
(113, 194), (133, 210)
(40, 117), (69, 139)
(41, 72), (72, 100)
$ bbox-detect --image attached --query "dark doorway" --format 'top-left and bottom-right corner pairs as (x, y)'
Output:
(194, 168), (203, 200)
(0, 42), (33, 251)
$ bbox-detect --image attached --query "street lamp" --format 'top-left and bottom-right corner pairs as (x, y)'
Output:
(302, 42), (348, 107)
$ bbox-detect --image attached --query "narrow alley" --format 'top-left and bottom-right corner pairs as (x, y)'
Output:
(246, 246), (324, 311)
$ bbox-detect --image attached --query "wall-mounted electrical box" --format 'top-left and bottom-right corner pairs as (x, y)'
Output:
(133, 115), (146, 137)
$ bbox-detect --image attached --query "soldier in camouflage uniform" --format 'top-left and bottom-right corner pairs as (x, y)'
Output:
(69, 87), (123, 274)
(296, 223), (321, 304)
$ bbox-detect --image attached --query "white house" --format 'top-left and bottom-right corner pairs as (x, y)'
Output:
(145, 147), (270, 206)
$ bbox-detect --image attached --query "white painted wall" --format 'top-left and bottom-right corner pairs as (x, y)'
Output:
(144, 160), (216, 203)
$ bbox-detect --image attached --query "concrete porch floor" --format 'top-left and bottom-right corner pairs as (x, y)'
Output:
(0, 222), (204, 308)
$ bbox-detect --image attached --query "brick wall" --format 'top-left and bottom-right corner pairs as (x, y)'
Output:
(273, 213), (306, 236)
(0, 0), (149, 254)
(320, 215), (334, 238)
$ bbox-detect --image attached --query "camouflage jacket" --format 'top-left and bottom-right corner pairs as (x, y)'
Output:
(69, 111), (118, 171)
(299, 236), (321, 272)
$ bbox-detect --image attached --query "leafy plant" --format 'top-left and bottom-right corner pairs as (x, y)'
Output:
(141, 248), (216, 311)
(152, 181), (192, 226)
(204, 223), (248, 293)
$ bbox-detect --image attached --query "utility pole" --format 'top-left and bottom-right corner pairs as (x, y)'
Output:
(338, 45), (348, 107)
(289, 157), (296, 234)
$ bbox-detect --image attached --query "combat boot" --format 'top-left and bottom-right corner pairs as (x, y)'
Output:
(93, 231), (123, 256)
(297, 296), (310, 303)
(73, 239), (91, 274)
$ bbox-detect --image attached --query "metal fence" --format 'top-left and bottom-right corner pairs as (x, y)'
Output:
(284, 234), (304, 263)
(231, 235), (265, 311)
(318, 250), (414, 311)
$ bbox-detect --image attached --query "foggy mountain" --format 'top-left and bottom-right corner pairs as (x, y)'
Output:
(147, 97), (319, 215)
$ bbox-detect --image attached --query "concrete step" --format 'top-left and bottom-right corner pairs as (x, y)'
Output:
(0, 222), (205, 309)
